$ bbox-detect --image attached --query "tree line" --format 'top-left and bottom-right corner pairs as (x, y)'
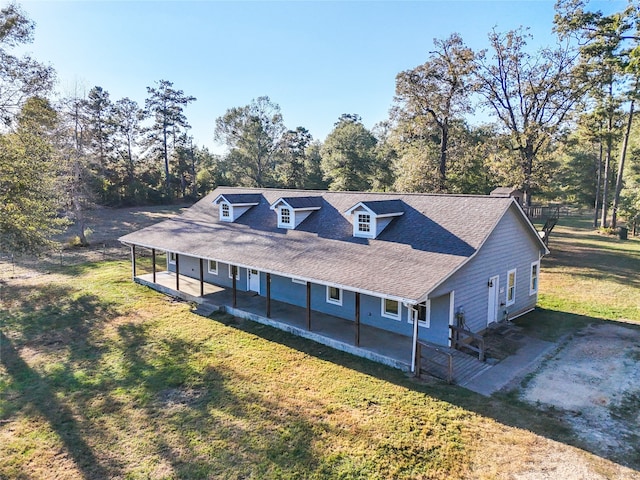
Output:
(1, 1), (640, 255)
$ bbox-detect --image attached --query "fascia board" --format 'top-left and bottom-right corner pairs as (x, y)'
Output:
(119, 238), (419, 305)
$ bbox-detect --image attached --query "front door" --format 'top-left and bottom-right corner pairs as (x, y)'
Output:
(248, 269), (260, 294)
(487, 275), (499, 325)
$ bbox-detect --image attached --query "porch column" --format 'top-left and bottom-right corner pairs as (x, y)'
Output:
(175, 253), (180, 291)
(131, 245), (136, 280)
(199, 258), (204, 297)
(152, 248), (156, 283)
(266, 273), (271, 318)
(355, 292), (361, 346)
(306, 281), (311, 330)
(232, 266), (237, 308)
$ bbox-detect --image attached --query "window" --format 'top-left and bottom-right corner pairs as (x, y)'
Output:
(382, 298), (400, 320)
(417, 302), (427, 323)
(507, 269), (516, 306)
(357, 213), (371, 233)
(408, 302), (429, 327)
(280, 207), (291, 225)
(530, 261), (539, 295)
(326, 286), (342, 305)
(168, 252), (176, 264)
(221, 203), (230, 218)
(292, 278), (306, 285)
(228, 264), (240, 280)
(208, 260), (218, 275)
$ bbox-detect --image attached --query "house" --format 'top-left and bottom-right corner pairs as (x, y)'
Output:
(119, 187), (549, 373)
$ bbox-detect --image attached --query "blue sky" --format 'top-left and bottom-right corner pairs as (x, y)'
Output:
(16, 0), (626, 153)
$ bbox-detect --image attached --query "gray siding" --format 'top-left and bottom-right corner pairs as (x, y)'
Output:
(430, 206), (543, 334)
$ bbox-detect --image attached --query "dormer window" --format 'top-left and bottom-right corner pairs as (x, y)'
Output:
(345, 200), (404, 239)
(357, 213), (371, 233)
(213, 193), (261, 222)
(270, 196), (322, 229)
(221, 203), (230, 219)
(280, 207), (292, 226)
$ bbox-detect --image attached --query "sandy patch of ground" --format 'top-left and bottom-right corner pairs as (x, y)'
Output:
(521, 323), (640, 465)
(0, 204), (187, 282)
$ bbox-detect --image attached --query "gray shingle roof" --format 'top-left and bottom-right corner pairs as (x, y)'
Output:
(119, 187), (530, 303)
(490, 187), (520, 197)
(280, 196), (323, 209)
(216, 193), (262, 204)
(359, 199), (404, 216)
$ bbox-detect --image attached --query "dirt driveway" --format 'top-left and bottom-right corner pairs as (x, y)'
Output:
(520, 323), (640, 465)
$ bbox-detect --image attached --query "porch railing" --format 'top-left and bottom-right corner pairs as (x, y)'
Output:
(449, 325), (486, 362)
(415, 341), (453, 384)
(522, 205), (560, 221)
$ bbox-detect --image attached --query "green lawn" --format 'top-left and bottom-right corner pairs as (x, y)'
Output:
(1, 217), (639, 479)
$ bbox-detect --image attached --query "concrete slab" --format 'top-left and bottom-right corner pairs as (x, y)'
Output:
(461, 336), (558, 396)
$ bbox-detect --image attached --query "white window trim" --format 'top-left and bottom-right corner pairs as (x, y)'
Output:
(220, 202), (232, 220)
(357, 213), (371, 233)
(228, 264), (240, 280)
(278, 206), (293, 228)
(208, 260), (218, 275)
(326, 286), (342, 306)
(407, 301), (430, 328)
(353, 210), (376, 239)
(381, 298), (401, 320)
(506, 268), (517, 306)
(168, 251), (176, 265)
(292, 277), (306, 285)
(530, 261), (539, 296)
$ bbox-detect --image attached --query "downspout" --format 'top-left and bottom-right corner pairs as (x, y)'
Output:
(409, 304), (419, 374)
(131, 245), (136, 280)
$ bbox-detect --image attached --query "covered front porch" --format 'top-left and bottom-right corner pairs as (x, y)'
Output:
(135, 271), (414, 371)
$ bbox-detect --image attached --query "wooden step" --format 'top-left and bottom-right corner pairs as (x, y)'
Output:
(193, 303), (219, 317)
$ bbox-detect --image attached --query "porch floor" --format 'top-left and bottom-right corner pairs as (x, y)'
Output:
(132, 271), (555, 395)
(135, 272), (413, 371)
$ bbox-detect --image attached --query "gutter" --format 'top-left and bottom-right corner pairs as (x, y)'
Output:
(119, 239), (422, 306)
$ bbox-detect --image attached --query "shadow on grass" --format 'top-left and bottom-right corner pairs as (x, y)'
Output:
(2, 282), (115, 342)
(1, 267), (326, 478)
(108, 321), (325, 478)
(217, 308), (640, 471)
(0, 331), (113, 479)
(0, 281), (120, 478)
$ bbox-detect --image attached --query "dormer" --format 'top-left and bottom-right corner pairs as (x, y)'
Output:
(345, 200), (404, 239)
(213, 193), (262, 222)
(270, 196), (323, 229)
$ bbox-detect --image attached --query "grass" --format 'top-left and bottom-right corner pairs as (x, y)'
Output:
(519, 216), (640, 342)
(1, 263), (484, 479)
(1, 215), (640, 478)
